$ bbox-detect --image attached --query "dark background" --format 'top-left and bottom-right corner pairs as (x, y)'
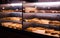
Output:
(0, 26), (57, 38)
(24, 0), (60, 2)
(0, 0), (22, 4)
(0, 0), (60, 4)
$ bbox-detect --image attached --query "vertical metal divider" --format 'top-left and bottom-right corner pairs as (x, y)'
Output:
(22, 1), (24, 30)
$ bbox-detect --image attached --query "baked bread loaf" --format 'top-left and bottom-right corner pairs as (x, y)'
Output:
(1, 22), (22, 30)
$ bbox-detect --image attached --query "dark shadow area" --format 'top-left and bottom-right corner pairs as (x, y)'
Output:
(0, 26), (57, 38)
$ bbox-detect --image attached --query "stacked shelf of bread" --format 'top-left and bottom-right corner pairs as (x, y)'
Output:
(0, 12), (22, 30)
(23, 2), (60, 13)
(23, 13), (60, 38)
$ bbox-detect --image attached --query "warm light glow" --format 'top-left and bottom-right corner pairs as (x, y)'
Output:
(2, 7), (5, 9)
(26, 2), (60, 7)
(34, 2), (60, 7)
(16, 9), (19, 11)
(10, 3), (22, 6)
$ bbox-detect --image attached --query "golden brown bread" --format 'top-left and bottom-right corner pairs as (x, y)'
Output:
(49, 21), (60, 26)
(26, 27), (60, 36)
(1, 22), (22, 30)
(25, 18), (60, 26)
(0, 17), (22, 21)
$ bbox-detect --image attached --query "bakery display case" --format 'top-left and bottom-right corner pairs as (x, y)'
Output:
(23, 13), (60, 38)
(0, 3), (22, 30)
(0, 3), (22, 13)
(0, 0), (60, 38)
(23, 2), (60, 13)
(23, 2), (60, 38)
(0, 11), (22, 30)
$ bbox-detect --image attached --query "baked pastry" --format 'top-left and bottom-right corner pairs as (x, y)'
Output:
(26, 27), (60, 37)
(49, 21), (60, 26)
(25, 18), (60, 26)
(1, 22), (22, 30)
(25, 18), (49, 24)
(0, 17), (22, 21)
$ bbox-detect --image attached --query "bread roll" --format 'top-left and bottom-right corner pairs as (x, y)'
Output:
(0, 17), (22, 21)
